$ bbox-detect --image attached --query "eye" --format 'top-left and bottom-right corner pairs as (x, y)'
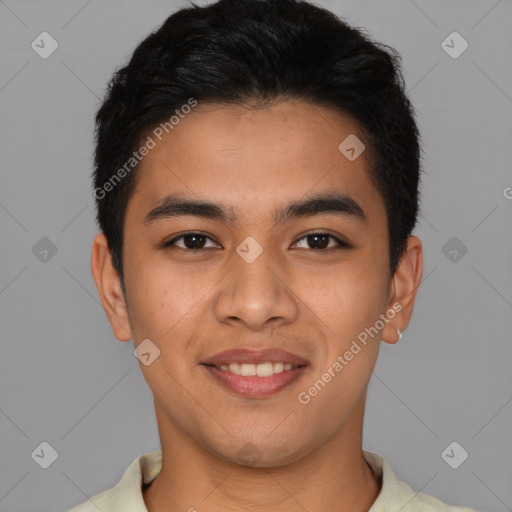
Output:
(293, 232), (349, 251)
(164, 232), (220, 250)
(163, 231), (350, 251)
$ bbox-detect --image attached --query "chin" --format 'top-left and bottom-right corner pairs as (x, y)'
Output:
(209, 435), (312, 469)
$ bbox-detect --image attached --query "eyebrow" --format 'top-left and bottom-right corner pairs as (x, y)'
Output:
(143, 191), (367, 226)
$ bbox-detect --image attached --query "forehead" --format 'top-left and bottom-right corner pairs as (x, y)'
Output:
(127, 100), (385, 226)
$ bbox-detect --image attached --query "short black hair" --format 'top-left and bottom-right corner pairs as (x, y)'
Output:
(93, 0), (422, 291)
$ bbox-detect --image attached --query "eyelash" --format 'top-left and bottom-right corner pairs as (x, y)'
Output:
(163, 231), (350, 252)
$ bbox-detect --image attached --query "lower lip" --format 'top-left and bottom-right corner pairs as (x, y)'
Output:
(202, 365), (307, 398)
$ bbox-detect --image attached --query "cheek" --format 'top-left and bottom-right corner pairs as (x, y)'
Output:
(295, 267), (385, 420)
(124, 253), (218, 352)
(306, 259), (388, 335)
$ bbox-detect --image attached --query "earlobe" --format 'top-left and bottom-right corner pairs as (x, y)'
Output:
(91, 233), (133, 342)
(382, 236), (423, 345)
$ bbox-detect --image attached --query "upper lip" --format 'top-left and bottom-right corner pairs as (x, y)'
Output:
(202, 348), (309, 367)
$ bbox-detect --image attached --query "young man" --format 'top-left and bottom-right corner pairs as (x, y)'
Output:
(69, 0), (478, 510)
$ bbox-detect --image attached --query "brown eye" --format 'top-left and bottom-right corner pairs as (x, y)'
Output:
(294, 233), (348, 250)
(164, 233), (219, 250)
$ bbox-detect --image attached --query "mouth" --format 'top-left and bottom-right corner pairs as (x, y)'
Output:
(201, 348), (309, 398)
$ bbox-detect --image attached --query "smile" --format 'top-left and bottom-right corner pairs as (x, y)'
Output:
(201, 362), (307, 398)
(216, 362), (298, 376)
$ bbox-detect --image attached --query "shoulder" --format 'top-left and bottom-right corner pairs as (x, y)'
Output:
(363, 450), (480, 512)
(65, 450), (162, 512)
(408, 489), (480, 512)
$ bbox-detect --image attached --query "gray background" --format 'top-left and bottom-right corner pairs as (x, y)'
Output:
(1, 1), (511, 511)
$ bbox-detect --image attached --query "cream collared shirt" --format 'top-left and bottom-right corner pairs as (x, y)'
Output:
(67, 450), (478, 512)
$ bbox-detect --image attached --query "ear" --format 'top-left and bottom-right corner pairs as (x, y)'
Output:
(382, 235), (423, 345)
(91, 233), (133, 342)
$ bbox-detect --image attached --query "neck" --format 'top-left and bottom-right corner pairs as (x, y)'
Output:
(143, 398), (380, 512)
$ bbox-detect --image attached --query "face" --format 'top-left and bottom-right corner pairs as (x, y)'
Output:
(93, 100), (421, 467)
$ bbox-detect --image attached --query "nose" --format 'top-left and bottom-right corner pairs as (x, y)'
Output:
(213, 244), (299, 331)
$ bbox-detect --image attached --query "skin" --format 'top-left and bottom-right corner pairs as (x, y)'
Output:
(91, 99), (423, 512)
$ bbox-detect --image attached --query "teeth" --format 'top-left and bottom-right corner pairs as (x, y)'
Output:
(256, 362), (273, 377)
(219, 362), (297, 376)
(273, 362), (284, 374)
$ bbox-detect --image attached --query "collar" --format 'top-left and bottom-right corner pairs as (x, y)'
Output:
(82, 449), (471, 512)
